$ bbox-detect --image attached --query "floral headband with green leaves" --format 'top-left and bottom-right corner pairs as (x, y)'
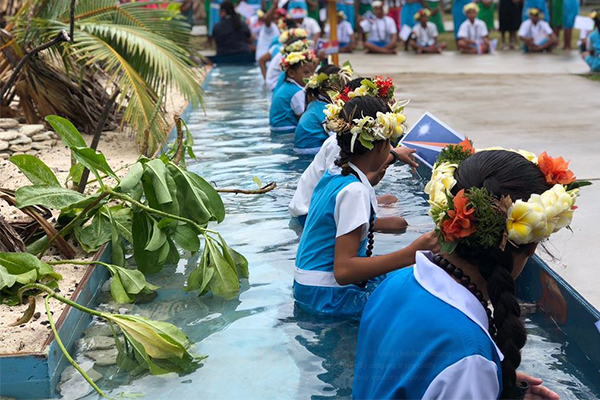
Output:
(304, 61), (354, 91)
(426, 140), (590, 254)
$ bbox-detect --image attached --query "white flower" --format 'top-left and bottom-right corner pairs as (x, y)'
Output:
(507, 199), (546, 244)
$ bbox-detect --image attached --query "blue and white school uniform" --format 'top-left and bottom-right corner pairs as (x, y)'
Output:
(265, 49), (282, 92)
(522, 0), (550, 22)
(294, 163), (379, 316)
(289, 135), (340, 220)
(518, 18), (553, 52)
(325, 20), (355, 48)
(294, 99), (330, 154)
(361, 16), (398, 47)
(585, 30), (600, 72)
(269, 78), (306, 133)
(353, 251), (504, 399)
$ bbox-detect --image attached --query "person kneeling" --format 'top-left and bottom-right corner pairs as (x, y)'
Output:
(457, 4), (491, 54)
(410, 9), (447, 53)
(361, 1), (398, 54)
(519, 8), (558, 53)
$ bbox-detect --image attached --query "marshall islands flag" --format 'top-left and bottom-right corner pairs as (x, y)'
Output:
(400, 112), (465, 168)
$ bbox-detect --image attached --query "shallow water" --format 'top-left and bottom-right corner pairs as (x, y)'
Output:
(70, 66), (600, 400)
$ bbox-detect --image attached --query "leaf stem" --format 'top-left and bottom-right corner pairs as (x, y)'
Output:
(47, 259), (114, 270)
(45, 296), (109, 399)
(18, 283), (105, 319)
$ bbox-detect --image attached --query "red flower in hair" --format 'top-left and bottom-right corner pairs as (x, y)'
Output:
(374, 76), (394, 99)
(441, 189), (477, 242)
(537, 152), (576, 185)
(458, 139), (475, 154)
(339, 87), (351, 102)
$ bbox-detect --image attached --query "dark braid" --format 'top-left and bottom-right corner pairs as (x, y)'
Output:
(306, 65), (341, 104)
(450, 150), (550, 399)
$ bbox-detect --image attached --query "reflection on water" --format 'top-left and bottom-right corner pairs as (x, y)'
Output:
(73, 66), (599, 400)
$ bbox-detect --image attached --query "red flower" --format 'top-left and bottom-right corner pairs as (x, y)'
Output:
(339, 87), (351, 102)
(537, 152), (576, 185)
(458, 139), (475, 154)
(441, 189), (477, 242)
(374, 76), (394, 99)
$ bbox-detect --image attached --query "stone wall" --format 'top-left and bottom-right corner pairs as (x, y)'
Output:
(0, 118), (59, 160)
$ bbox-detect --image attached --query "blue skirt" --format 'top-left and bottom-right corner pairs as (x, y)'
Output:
(337, 3), (356, 29)
(401, 2), (423, 29)
(563, 0), (579, 29)
(368, 40), (390, 47)
(452, 0), (473, 38)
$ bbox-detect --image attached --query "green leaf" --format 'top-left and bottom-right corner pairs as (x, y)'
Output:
(45, 115), (86, 148)
(206, 239), (240, 298)
(186, 247), (212, 294)
(119, 162), (144, 193)
(61, 192), (108, 215)
(218, 235), (248, 279)
(252, 176), (262, 188)
(106, 264), (159, 303)
(74, 212), (112, 253)
(167, 164), (211, 225)
(132, 211), (162, 274)
(9, 155), (60, 187)
(145, 219), (167, 252)
(143, 159), (172, 205)
(66, 163), (85, 186)
(16, 186), (85, 209)
(0, 252), (62, 291)
(72, 147), (119, 182)
(108, 206), (134, 244)
(440, 240), (458, 254)
(173, 224), (200, 253)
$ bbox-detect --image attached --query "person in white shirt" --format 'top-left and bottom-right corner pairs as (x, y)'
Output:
(360, 1), (398, 54)
(518, 8), (558, 53)
(410, 9), (447, 53)
(324, 11), (356, 53)
(289, 7), (322, 41)
(457, 3), (491, 54)
(254, 6), (285, 62)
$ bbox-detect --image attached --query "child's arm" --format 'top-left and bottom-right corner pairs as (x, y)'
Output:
(258, 51), (272, 78)
(264, 1), (277, 27)
(333, 229), (439, 285)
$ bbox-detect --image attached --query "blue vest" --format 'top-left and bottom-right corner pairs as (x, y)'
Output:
(586, 30), (600, 72)
(273, 72), (286, 94)
(294, 100), (328, 152)
(294, 171), (375, 316)
(269, 80), (303, 133)
(353, 267), (503, 399)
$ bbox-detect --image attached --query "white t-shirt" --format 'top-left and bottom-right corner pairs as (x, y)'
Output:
(289, 135), (340, 217)
(412, 21), (438, 47)
(360, 16), (397, 43)
(301, 17), (322, 39)
(324, 20), (355, 44)
(457, 18), (488, 41)
(256, 23), (280, 62)
(265, 50), (282, 92)
(518, 19), (553, 45)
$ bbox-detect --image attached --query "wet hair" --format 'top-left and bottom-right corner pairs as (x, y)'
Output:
(344, 77), (368, 92)
(449, 150), (551, 399)
(306, 65), (341, 103)
(334, 96), (391, 258)
(220, 1), (241, 31)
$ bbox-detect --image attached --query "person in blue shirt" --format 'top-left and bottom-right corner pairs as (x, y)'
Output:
(269, 48), (316, 133)
(522, 0), (549, 23)
(294, 64), (352, 154)
(294, 95), (439, 317)
(354, 147), (574, 399)
(583, 10), (600, 72)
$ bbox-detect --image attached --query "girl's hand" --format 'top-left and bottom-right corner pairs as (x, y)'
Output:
(392, 146), (419, 168)
(517, 372), (560, 400)
(411, 231), (440, 253)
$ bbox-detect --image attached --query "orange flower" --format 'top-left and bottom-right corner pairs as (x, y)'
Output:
(441, 189), (477, 242)
(458, 139), (475, 154)
(537, 152), (576, 185)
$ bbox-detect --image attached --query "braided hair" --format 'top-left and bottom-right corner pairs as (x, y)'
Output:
(306, 65), (341, 103)
(448, 150), (551, 399)
(334, 96), (392, 257)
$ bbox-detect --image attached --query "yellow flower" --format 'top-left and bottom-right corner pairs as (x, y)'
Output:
(350, 85), (368, 98)
(516, 149), (538, 164)
(285, 51), (306, 65)
(425, 162), (457, 212)
(537, 184), (577, 235)
(306, 74), (319, 89)
(506, 200), (546, 244)
(324, 101), (343, 120)
(376, 112), (397, 137)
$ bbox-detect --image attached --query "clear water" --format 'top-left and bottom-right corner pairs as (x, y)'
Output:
(70, 66), (600, 400)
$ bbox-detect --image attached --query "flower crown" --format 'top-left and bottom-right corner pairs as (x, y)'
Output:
(590, 10), (598, 20)
(279, 28), (308, 44)
(281, 38), (313, 54)
(528, 7), (544, 18)
(463, 3), (480, 14)
(425, 140), (590, 253)
(305, 61), (354, 90)
(324, 98), (407, 153)
(280, 50), (316, 70)
(335, 76), (396, 104)
(414, 9), (432, 21)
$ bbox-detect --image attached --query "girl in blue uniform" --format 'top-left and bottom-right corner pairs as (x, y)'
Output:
(269, 48), (316, 134)
(583, 10), (600, 72)
(294, 95), (439, 317)
(354, 145), (581, 399)
(294, 64), (352, 154)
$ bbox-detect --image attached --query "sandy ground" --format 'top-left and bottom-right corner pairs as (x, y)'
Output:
(0, 82), (191, 355)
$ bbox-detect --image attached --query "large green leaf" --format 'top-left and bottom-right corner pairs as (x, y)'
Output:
(119, 162), (144, 193)
(173, 224), (200, 253)
(166, 164), (211, 225)
(16, 186), (85, 209)
(219, 235), (249, 279)
(107, 206), (133, 244)
(185, 170), (225, 223)
(132, 211), (162, 274)
(205, 239), (240, 298)
(145, 219), (167, 252)
(105, 263), (159, 303)
(9, 155), (60, 187)
(186, 247), (214, 295)
(0, 252), (62, 290)
(45, 115), (86, 148)
(74, 212), (112, 253)
(144, 159), (172, 205)
(72, 147), (119, 182)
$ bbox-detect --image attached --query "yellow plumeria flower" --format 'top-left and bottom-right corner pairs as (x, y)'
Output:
(506, 200), (546, 244)
(306, 75), (319, 89)
(285, 51), (306, 65)
(324, 101), (343, 119)
(425, 162), (457, 212)
(516, 149), (538, 164)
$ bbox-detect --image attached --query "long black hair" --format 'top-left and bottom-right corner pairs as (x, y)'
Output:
(220, 1), (241, 31)
(594, 10), (600, 31)
(450, 150), (551, 399)
(306, 65), (341, 103)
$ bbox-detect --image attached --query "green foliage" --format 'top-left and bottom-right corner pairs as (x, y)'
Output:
(0, 253), (62, 304)
(15, 186), (85, 209)
(9, 155), (61, 187)
(464, 188), (506, 249)
(436, 143), (474, 166)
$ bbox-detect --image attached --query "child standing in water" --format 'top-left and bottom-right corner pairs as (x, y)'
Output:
(583, 10), (600, 72)
(269, 48), (316, 134)
(354, 143), (579, 399)
(294, 64), (353, 154)
(293, 95), (439, 316)
(457, 3), (491, 54)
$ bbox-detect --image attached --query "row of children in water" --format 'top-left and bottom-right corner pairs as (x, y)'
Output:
(269, 46), (583, 397)
(273, 49), (578, 399)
